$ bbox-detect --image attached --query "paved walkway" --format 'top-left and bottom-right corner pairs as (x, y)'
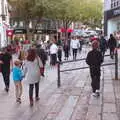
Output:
(0, 47), (119, 120)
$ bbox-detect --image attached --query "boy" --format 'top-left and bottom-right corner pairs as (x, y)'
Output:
(86, 40), (103, 97)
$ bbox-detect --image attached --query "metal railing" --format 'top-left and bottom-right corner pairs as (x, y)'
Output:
(57, 50), (119, 88)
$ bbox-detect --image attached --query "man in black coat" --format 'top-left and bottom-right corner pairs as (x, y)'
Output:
(0, 47), (13, 92)
(36, 44), (47, 76)
(86, 40), (103, 97)
(108, 34), (117, 59)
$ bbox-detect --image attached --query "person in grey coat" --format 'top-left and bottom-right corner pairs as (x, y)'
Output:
(24, 49), (43, 106)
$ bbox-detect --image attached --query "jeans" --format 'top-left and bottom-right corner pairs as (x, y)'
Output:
(29, 82), (39, 100)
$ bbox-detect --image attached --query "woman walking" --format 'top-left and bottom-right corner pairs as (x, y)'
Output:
(24, 49), (43, 106)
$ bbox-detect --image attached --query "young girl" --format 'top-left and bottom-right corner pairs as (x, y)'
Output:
(12, 60), (24, 103)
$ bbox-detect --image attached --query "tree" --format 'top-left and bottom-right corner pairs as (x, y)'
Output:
(9, 0), (103, 40)
(8, 0), (47, 40)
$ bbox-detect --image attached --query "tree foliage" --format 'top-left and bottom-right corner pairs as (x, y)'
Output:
(9, 0), (103, 28)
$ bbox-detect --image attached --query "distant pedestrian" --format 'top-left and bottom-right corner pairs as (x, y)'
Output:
(99, 36), (107, 59)
(0, 47), (13, 92)
(58, 46), (62, 63)
(50, 39), (58, 66)
(86, 40), (103, 97)
(36, 44), (48, 77)
(108, 34), (117, 59)
(63, 40), (69, 60)
(12, 60), (24, 103)
(24, 49), (43, 106)
(71, 36), (80, 60)
(78, 36), (83, 53)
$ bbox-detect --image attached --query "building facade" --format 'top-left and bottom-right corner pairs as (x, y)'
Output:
(0, 0), (10, 48)
(104, 0), (120, 38)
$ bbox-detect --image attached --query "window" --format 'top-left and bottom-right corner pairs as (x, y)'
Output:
(111, 0), (120, 9)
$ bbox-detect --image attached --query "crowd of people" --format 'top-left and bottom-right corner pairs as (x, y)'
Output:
(0, 33), (118, 106)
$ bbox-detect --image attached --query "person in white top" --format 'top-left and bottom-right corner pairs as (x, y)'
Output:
(50, 39), (58, 65)
(71, 36), (80, 60)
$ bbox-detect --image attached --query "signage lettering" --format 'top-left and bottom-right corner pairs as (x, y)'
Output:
(113, 9), (120, 15)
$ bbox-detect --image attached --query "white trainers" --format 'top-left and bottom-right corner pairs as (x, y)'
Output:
(96, 90), (100, 97)
(92, 93), (98, 97)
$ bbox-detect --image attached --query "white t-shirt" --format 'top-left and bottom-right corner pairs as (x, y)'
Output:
(71, 39), (80, 49)
(50, 43), (58, 54)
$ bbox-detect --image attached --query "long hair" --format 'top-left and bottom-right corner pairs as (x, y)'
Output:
(27, 49), (36, 62)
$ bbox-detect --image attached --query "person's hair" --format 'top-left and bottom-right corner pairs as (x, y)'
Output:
(110, 34), (113, 38)
(14, 60), (21, 66)
(92, 40), (99, 49)
(27, 49), (36, 62)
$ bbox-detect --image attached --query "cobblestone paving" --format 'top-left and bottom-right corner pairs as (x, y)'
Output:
(0, 47), (119, 120)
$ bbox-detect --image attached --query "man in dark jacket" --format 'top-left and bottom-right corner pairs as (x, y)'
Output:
(86, 40), (103, 97)
(0, 47), (13, 92)
(36, 45), (47, 76)
(108, 34), (117, 59)
(99, 36), (107, 59)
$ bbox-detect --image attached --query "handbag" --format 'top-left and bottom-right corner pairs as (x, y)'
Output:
(37, 57), (44, 76)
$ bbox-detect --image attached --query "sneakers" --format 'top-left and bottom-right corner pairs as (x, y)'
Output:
(92, 90), (100, 97)
(92, 93), (98, 97)
(96, 90), (100, 97)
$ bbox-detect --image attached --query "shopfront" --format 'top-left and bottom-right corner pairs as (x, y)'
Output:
(104, 6), (120, 46)
(12, 28), (27, 43)
(104, 7), (120, 37)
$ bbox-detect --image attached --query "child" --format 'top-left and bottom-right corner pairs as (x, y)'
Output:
(12, 60), (24, 103)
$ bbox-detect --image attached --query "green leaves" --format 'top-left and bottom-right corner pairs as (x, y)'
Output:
(9, 0), (103, 28)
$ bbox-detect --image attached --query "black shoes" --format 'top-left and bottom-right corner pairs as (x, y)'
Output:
(16, 98), (21, 104)
(5, 87), (9, 92)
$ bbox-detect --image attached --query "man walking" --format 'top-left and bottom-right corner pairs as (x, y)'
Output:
(86, 40), (103, 97)
(108, 34), (117, 59)
(50, 39), (58, 66)
(0, 47), (13, 92)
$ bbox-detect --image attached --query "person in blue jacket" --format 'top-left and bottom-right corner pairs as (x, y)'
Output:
(12, 60), (24, 103)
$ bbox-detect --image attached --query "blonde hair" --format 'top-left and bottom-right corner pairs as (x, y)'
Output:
(14, 60), (22, 66)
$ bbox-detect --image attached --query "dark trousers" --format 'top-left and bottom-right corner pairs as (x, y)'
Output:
(110, 48), (115, 59)
(50, 54), (57, 65)
(100, 50), (105, 60)
(91, 75), (100, 93)
(72, 49), (77, 60)
(90, 66), (101, 93)
(2, 71), (10, 89)
(29, 82), (39, 100)
(58, 55), (62, 62)
(58, 51), (62, 62)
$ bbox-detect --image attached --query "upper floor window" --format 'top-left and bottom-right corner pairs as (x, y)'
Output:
(111, 0), (120, 9)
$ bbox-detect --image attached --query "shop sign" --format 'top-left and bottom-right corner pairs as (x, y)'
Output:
(105, 7), (120, 20)
(13, 29), (27, 34)
(113, 9), (120, 16)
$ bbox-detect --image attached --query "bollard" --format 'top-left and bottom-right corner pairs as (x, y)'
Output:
(115, 49), (118, 80)
(57, 62), (61, 87)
